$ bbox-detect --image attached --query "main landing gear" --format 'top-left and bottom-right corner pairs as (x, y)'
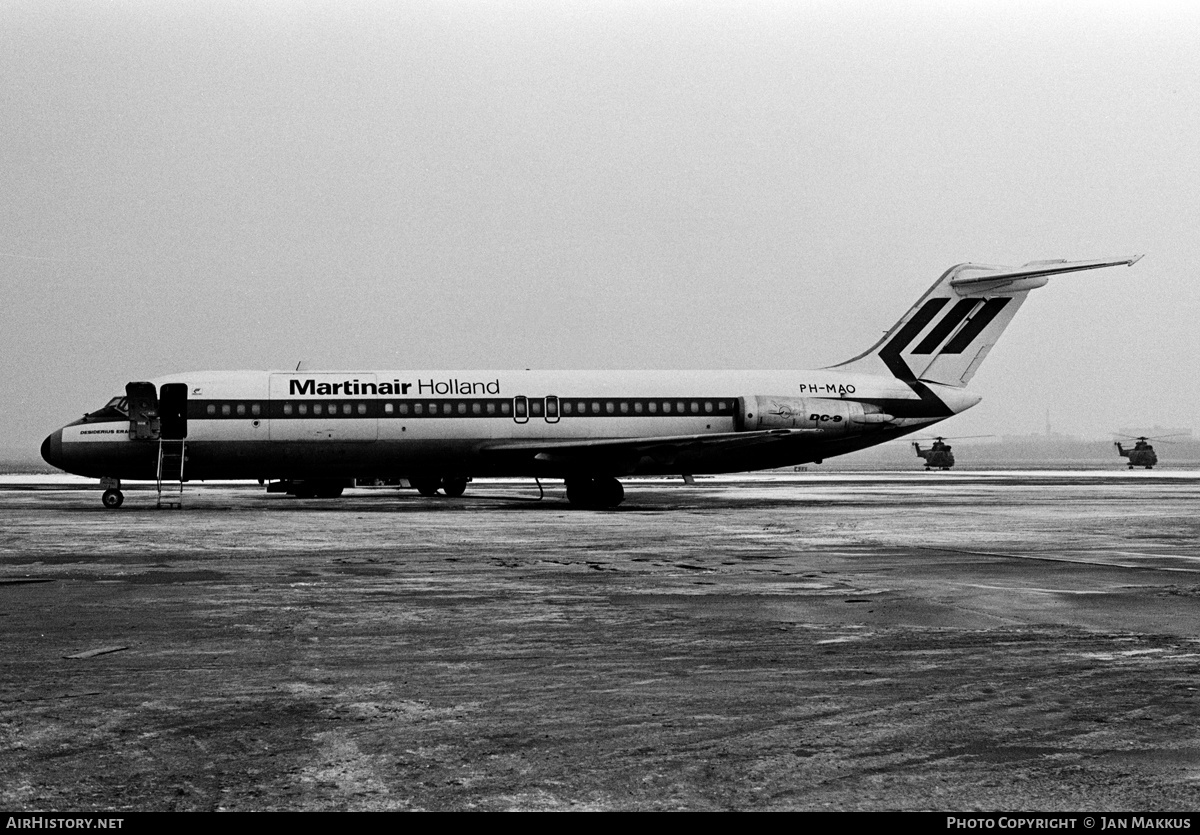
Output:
(411, 476), (470, 498)
(565, 476), (625, 509)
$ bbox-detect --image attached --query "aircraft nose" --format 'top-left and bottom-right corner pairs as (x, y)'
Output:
(41, 429), (63, 470)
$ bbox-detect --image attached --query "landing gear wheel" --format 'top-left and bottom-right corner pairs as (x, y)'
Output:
(441, 476), (468, 498)
(565, 477), (594, 507)
(101, 489), (124, 509)
(565, 476), (624, 509)
(595, 476), (624, 508)
(412, 478), (440, 497)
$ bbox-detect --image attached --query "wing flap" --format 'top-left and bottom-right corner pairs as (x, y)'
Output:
(481, 427), (818, 464)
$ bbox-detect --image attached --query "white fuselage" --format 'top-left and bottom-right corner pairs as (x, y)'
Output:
(44, 368), (978, 482)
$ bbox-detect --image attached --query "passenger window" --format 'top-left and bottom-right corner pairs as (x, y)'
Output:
(605, 402), (614, 414)
(414, 403), (423, 415)
(298, 404), (308, 415)
(357, 403), (366, 415)
(385, 403), (394, 414)
(662, 402), (671, 414)
(458, 402), (468, 415)
(313, 404), (323, 415)
(501, 402), (511, 415)
(634, 402), (643, 414)
(221, 404), (231, 416)
(236, 404), (246, 416)
(429, 403), (438, 415)
(676, 401), (686, 413)
(486, 402), (496, 415)
(690, 401), (699, 414)
(704, 401), (713, 413)
(252, 403), (262, 415)
(619, 402), (629, 414)
(283, 403), (293, 416)
(207, 404), (216, 416)
(648, 401), (658, 413)
(530, 400), (543, 417)
(472, 402), (481, 415)
(591, 401), (601, 414)
(562, 401), (572, 414)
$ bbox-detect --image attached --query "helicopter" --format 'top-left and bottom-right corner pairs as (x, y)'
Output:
(1113, 434), (1186, 469)
(910, 435), (992, 470)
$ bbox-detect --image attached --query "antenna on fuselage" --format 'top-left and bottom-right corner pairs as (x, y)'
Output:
(295, 360), (307, 372)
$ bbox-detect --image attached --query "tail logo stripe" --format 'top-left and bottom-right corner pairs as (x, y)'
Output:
(940, 298), (1011, 354)
(879, 297), (948, 382)
(911, 299), (979, 355)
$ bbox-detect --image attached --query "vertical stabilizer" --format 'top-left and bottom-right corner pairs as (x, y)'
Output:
(829, 257), (1142, 387)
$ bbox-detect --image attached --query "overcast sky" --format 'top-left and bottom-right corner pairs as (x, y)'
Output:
(2, 0), (1197, 460)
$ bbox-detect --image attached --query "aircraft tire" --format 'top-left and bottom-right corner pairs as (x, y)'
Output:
(565, 476), (624, 509)
(102, 489), (124, 509)
(595, 476), (624, 508)
(441, 476), (468, 498)
(565, 477), (596, 508)
(412, 478), (440, 497)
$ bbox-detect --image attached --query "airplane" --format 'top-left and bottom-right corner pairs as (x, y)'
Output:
(41, 255), (1141, 509)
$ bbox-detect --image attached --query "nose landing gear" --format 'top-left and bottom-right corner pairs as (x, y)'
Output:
(99, 477), (124, 509)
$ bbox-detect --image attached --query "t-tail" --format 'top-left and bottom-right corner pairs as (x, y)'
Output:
(830, 256), (1143, 387)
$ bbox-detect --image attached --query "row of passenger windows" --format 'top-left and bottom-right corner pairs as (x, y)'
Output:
(204, 402), (264, 417)
(556, 399), (732, 415)
(192, 398), (737, 419)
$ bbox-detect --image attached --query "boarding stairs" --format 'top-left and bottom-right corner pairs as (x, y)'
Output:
(156, 439), (187, 509)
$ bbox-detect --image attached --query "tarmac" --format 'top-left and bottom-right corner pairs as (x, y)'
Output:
(2, 471), (1199, 811)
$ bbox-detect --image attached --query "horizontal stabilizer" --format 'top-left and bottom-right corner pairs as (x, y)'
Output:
(949, 255), (1143, 291)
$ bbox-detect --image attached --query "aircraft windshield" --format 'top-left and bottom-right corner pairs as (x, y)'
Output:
(85, 397), (129, 420)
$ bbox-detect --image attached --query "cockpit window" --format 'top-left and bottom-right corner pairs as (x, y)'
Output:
(84, 397), (129, 421)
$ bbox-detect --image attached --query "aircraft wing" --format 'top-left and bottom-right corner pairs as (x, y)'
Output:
(480, 428), (818, 468)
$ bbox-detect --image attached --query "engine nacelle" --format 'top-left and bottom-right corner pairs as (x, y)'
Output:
(740, 396), (892, 435)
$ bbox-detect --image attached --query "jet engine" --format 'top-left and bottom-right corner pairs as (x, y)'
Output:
(740, 396), (892, 435)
